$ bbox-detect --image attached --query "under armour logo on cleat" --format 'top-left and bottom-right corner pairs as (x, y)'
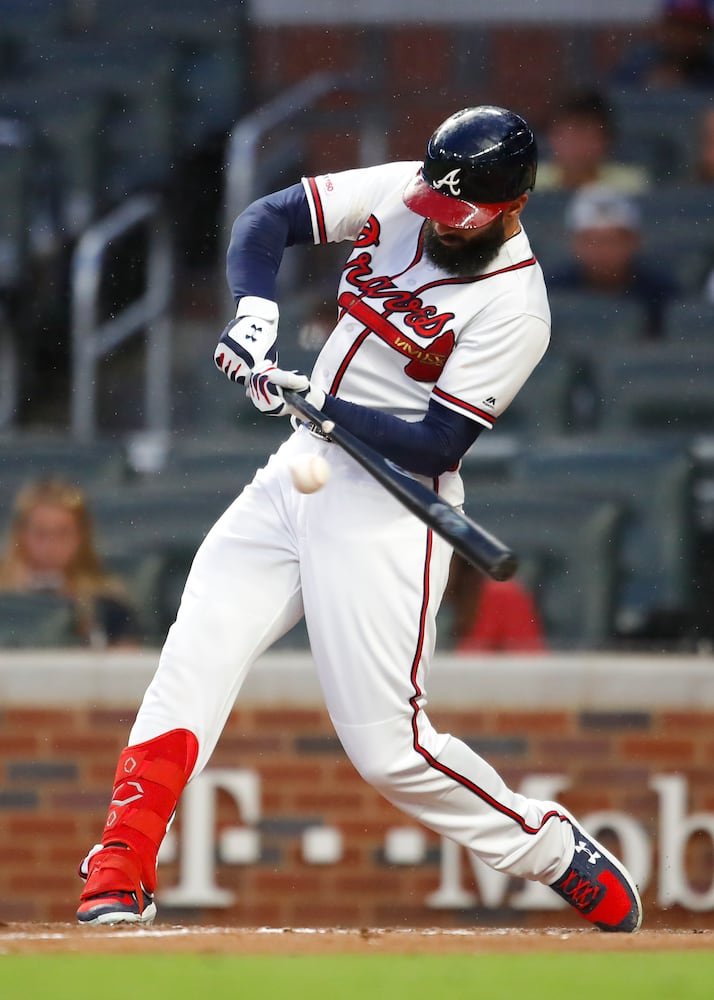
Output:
(574, 840), (602, 864)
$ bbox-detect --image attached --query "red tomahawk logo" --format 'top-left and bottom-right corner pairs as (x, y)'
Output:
(338, 291), (455, 382)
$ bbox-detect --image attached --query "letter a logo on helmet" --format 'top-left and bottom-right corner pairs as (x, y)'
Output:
(403, 105), (538, 229)
(432, 168), (462, 196)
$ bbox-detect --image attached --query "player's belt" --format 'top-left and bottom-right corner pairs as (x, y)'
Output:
(306, 421), (332, 442)
(291, 415), (333, 441)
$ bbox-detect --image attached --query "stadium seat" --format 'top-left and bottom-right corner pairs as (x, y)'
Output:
(102, 549), (168, 645)
(638, 186), (714, 295)
(494, 352), (584, 437)
(661, 299), (714, 345)
(0, 307), (19, 430)
(595, 345), (714, 436)
(461, 485), (624, 649)
(607, 88), (713, 183)
(0, 592), (78, 649)
(521, 189), (570, 275)
(0, 435), (129, 517)
(87, 482), (236, 553)
(513, 437), (695, 634)
(0, 119), (31, 292)
(123, 8), (250, 146)
(158, 427), (286, 484)
(459, 433), (522, 486)
(548, 291), (648, 354)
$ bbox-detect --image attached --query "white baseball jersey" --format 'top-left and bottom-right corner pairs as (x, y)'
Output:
(303, 161), (550, 428)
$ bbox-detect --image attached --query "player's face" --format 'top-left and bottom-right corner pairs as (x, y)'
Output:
(423, 214), (507, 276)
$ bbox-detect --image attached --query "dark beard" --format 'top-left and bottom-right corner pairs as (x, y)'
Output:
(423, 218), (506, 277)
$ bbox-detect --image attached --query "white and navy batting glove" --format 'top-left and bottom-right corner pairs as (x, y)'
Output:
(213, 296), (279, 385)
(246, 366), (325, 418)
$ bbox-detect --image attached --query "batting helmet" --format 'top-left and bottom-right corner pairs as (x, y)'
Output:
(403, 106), (538, 229)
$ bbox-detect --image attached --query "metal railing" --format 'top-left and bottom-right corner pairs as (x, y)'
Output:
(0, 308), (19, 429)
(221, 71), (386, 313)
(70, 194), (172, 441)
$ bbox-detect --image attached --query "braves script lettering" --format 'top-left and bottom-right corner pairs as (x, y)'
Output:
(354, 214), (380, 248)
(339, 290), (455, 382)
(341, 236), (457, 381)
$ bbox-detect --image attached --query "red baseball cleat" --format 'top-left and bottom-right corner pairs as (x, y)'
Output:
(77, 844), (156, 926)
(550, 818), (642, 932)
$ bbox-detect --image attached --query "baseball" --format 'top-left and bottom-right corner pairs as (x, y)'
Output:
(289, 454), (330, 494)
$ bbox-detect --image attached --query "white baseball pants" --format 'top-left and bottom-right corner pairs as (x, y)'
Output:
(130, 426), (574, 884)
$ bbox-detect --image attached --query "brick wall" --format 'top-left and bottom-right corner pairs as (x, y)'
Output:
(1, 652), (714, 929)
(249, 22), (645, 148)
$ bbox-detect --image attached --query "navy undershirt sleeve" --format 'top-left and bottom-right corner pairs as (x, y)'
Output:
(320, 395), (483, 478)
(226, 183), (314, 304)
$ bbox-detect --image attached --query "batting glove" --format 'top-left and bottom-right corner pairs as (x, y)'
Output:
(214, 296), (279, 385)
(246, 366), (326, 418)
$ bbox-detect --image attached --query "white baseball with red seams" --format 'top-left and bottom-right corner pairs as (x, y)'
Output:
(289, 453), (330, 494)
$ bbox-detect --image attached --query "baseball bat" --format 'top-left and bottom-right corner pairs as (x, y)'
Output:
(284, 391), (517, 581)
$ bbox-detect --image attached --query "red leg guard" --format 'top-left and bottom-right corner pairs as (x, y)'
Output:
(96, 728), (198, 892)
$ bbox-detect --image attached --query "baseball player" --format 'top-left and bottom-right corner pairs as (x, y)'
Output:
(77, 106), (642, 932)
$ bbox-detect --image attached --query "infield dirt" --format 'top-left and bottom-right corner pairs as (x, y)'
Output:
(0, 925), (712, 956)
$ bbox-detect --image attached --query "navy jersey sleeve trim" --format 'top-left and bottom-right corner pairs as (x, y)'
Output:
(432, 386), (497, 429)
(226, 184), (314, 304)
(320, 395), (482, 477)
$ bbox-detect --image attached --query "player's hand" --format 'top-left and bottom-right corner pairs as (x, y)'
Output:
(246, 366), (325, 418)
(213, 296), (279, 385)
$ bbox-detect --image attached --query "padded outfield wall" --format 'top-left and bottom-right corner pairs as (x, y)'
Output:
(0, 650), (713, 929)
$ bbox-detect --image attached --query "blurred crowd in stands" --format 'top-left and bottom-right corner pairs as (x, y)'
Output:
(0, 479), (141, 648)
(1, 0), (714, 653)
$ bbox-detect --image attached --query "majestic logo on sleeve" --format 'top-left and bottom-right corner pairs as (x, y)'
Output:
(432, 168), (462, 197)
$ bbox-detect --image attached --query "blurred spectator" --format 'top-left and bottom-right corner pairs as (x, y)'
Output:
(0, 479), (141, 648)
(547, 183), (680, 338)
(693, 104), (714, 179)
(537, 89), (650, 194)
(615, 0), (714, 89)
(442, 553), (546, 654)
(688, 106), (714, 299)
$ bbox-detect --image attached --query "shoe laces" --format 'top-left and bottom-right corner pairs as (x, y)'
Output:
(559, 868), (603, 911)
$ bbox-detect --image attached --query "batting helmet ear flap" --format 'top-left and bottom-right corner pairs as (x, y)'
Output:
(404, 106), (538, 228)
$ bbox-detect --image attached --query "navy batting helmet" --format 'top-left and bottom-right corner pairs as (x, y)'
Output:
(403, 106), (538, 229)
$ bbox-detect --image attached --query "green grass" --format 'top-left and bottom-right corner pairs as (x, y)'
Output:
(1, 953), (713, 1000)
